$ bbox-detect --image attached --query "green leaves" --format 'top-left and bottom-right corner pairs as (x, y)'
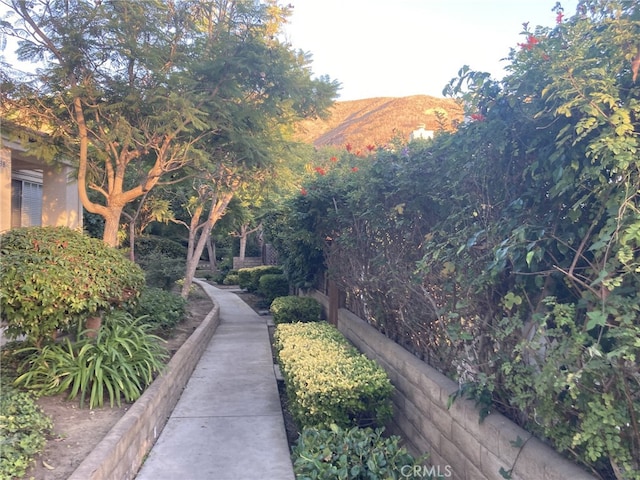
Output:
(291, 424), (424, 480)
(14, 312), (167, 409)
(0, 227), (145, 347)
(0, 382), (52, 479)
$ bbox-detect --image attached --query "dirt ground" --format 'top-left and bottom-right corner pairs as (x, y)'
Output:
(23, 288), (214, 480)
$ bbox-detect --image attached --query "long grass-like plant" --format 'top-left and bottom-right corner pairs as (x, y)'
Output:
(15, 312), (167, 408)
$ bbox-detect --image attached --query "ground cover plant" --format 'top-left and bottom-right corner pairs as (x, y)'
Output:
(265, 2), (640, 477)
(0, 379), (52, 479)
(291, 423), (426, 480)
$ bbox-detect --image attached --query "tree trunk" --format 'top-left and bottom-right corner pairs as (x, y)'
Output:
(238, 224), (248, 262)
(102, 208), (124, 247)
(181, 191), (235, 298)
(206, 234), (216, 271)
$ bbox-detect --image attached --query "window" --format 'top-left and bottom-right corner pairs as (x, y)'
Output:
(11, 178), (42, 227)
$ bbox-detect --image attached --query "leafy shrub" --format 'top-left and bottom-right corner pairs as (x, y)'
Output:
(137, 251), (185, 289)
(257, 274), (289, 305)
(222, 273), (240, 285)
(0, 226), (145, 347)
(237, 265), (282, 292)
(292, 424), (426, 480)
(274, 322), (393, 429)
(270, 296), (322, 324)
(0, 381), (52, 479)
(135, 235), (186, 259)
(14, 312), (168, 408)
(129, 287), (187, 334)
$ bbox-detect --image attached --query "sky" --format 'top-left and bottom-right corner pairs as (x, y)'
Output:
(282, 0), (579, 100)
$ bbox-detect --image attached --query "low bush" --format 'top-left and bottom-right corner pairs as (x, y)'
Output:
(270, 296), (321, 324)
(258, 274), (289, 305)
(14, 311), (168, 408)
(274, 322), (393, 429)
(137, 251), (185, 289)
(222, 270), (240, 285)
(0, 226), (145, 347)
(0, 380), (52, 479)
(129, 287), (187, 334)
(291, 423), (426, 480)
(237, 265), (282, 292)
(135, 235), (186, 259)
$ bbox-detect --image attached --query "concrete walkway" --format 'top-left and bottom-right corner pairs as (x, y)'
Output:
(136, 280), (294, 480)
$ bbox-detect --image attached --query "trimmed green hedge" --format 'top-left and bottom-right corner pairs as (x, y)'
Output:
(258, 274), (289, 305)
(274, 322), (393, 429)
(270, 296), (321, 324)
(237, 265), (282, 292)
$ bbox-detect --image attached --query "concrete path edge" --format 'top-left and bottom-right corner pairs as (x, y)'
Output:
(68, 287), (221, 480)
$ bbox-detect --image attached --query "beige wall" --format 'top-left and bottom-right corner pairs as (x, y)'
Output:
(42, 163), (82, 229)
(0, 140), (82, 233)
(0, 148), (11, 233)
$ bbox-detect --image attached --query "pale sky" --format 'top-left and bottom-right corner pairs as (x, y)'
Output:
(283, 0), (579, 100)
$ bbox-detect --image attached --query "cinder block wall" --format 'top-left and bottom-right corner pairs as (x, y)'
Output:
(308, 290), (595, 480)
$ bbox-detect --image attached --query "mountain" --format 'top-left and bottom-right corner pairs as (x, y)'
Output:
(295, 95), (464, 151)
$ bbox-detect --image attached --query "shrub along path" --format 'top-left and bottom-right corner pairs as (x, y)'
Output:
(135, 281), (294, 479)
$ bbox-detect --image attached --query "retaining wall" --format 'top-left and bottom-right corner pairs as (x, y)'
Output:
(68, 301), (220, 480)
(308, 290), (596, 480)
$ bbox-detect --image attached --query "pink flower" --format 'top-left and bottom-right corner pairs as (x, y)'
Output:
(300, 187), (307, 196)
(330, 156), (338, 162)
(351, 167), (359, 172)
(314, 166), (326, 176)
(470, 113), (485, 122)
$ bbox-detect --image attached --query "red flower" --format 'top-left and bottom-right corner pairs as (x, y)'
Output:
(518, 35), (539, 51)
(556, 11), (564, 24)
(470, 113), (486, 122)
(330, 156), (338, 162)
(300, 187), (307, 196)
(314, 166), (326, 176)
(345, 143), (352, 152)
(366, 144), (375, 152)
(351, 167), (359, 172)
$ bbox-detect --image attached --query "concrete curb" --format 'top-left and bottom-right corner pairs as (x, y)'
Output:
(68, 300), (221, 480)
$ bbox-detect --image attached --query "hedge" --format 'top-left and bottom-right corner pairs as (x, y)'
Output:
(257, 274), (289, 305)
(274, 322), (393, 429)
(237, 265), (283, 292)
(270, 296), (321, 324)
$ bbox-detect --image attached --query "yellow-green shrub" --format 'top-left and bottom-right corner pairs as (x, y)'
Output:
(274, 322), (393, 429)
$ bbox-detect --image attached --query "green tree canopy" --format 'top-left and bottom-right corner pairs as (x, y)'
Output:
(0, 0), (338, 246)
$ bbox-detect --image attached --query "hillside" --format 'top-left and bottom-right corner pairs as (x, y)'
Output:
(295, 95), (464, 151)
